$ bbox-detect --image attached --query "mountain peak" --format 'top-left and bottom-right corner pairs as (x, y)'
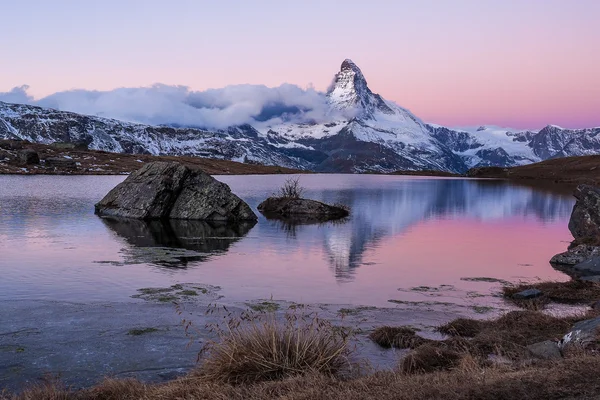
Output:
(340, 59), (362, 74)
(327, 59), (394, 117)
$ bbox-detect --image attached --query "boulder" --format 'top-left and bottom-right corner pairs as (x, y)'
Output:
(95, 161), (257, 221)
(551, 245), (600, 266)
(560, 316), (600, 351)
(581, 276), (600, 283)
(18, 149), (40, 165)
(527, 340), (562, 360)
(512, 289), (543, 300)
(572, 257), (600, 275)
(568, 185), (600, 244)
(257, 197), (349, 222)
(45, 157), (77, 169)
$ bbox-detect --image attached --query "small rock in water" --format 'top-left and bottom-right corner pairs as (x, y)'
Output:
(527, 340), (562, 360)
(512, 288), (543, 300)
(257, 197), (349, 222)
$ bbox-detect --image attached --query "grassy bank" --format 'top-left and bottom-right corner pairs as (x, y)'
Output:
(6, 300), (600, 400)
(0, 140), (303, 175)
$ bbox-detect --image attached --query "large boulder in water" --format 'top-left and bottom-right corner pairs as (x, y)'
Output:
(569, 185), (600, 244)
(94, 161), (257, 221)
(257, 197), (349, 222)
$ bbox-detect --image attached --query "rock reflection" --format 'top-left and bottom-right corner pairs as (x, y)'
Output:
(100, 218), (256, 268)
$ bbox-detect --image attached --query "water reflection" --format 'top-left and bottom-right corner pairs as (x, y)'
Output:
(101, 217), (256, 267)
(269, 179), (575, 281)
(0, 175), (576, 304)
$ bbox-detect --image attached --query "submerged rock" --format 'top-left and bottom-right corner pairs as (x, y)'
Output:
(512, 289), (543, 300)
(95, 162), (257, 221)
(257, 197), (349, 222)
(569, 185), (600, 244)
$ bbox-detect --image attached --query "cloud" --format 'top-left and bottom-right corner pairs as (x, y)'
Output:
(0, 83), (352, 129)
(0, 85), (34, 104)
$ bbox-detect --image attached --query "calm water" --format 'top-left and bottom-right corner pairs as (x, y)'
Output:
(0, 174), (575, 307)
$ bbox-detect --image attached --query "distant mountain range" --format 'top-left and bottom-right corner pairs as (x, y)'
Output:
(1, 59), (599, 173)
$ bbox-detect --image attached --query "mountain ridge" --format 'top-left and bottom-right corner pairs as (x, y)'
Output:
(2, 59), (600, 173)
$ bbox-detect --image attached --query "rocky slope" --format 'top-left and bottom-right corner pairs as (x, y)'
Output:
(2, 59), (599, 173)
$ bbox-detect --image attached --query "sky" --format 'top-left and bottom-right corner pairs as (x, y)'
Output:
(0, 0), (599, 129)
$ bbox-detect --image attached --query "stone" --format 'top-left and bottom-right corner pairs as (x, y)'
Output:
(591, 300), (600, 311)
(512, 288), (543, 300)
(527, 340), (562, 360)
(18, 149), (40, 165)
(560, 316), (600, 351)
(581, 275), (600, 283)
(551, 245), (600, 265)
(573, 257), (600, 275)
(95, 161), (257, 221)
(257, 197), (349, 222)
(45, 157), (77, 169)
(568, 185), (600, 244)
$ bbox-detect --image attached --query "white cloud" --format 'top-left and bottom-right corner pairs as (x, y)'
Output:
(0, 83), (354, 129)
(0, 85), (34, 104)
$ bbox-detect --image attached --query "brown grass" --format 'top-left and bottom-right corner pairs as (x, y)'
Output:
(369, 326), (432, 349)
(8, 309), (600, 399)
(10, 356), (600, 400)
(437, 318), (483, 337)
(196, 313), (352, 384)
(399, 345), (463, 374)
(0, 140), (304, 176)
(503, 280), (600, 309)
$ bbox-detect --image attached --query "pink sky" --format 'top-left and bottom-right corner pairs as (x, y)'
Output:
(1, 0), (599, 129)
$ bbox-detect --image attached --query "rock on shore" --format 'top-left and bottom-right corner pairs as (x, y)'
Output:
(569, 185), (600, 244)
(551, 184), (600, 277)
(95, 162), (257, 221)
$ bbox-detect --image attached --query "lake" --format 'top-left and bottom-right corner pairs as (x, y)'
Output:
(0, 174), (575, 309)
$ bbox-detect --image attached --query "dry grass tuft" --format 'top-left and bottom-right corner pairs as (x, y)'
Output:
(399, 345), (463, 374)
(369, 326), (431, 349)
(197, 312), (352, 384)
(437, 318), (482, 337)
(276, 177), (305, 199)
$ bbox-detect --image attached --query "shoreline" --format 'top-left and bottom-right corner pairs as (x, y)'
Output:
(3, 140), (600, 187)
(0, 292), (503, 392)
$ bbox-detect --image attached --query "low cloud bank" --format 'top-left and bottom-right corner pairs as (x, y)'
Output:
(0, 83), (352, 129)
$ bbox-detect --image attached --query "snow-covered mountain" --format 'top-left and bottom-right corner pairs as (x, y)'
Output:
(1, 59), (600, 173)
